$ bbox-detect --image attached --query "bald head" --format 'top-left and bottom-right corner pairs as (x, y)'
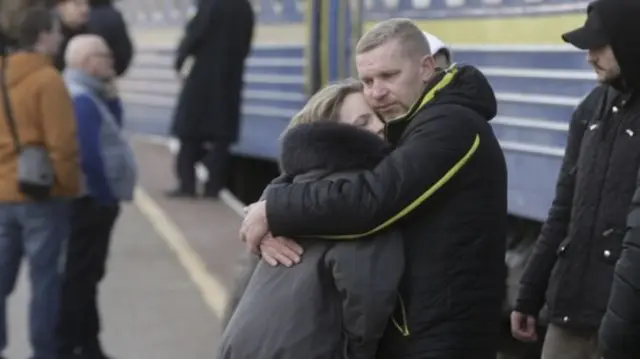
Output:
(64, 34), (109, 69)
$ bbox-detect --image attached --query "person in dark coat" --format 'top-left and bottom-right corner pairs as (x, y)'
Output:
(510, 1), (640, 358)
(54, 0), (90, 71)
(167, 0), (254, 199)
(86, 0), (133, 76)
(596, 5), (640, 358)
(219, 80), (403, 359)
(599, 175), (640, 359)
(54, 0), (131, 76)
(240, 19), (508, 359)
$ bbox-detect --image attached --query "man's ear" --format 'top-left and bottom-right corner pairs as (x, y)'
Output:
(419, 54), (436, 83)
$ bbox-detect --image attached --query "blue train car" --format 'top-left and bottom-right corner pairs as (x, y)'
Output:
(118, 0), (595, 235)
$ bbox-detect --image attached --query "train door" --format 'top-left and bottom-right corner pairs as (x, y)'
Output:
(304, 0), (364, 95)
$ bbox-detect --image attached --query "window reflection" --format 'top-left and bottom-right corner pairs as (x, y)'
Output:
(271, 0), (284, 14)
(250, 0), (262, 13)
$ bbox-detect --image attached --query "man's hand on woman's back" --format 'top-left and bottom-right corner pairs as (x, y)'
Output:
(241, 200), (303, 267)
(260, 235), (303, 267)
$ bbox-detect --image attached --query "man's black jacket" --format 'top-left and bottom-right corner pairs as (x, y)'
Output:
(598, 170), (640, 359)
(265, 64), (508, 359)
(597, 0), (640, 356)
(516, 0), (640, 332)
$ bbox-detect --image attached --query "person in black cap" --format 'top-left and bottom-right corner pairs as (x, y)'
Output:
(510, 0), (640, 358)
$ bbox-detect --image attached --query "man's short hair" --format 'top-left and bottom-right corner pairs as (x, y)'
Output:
(16, 6), (54, 48)
(0, 1), (55, 48)
(355, 18), (430, 58)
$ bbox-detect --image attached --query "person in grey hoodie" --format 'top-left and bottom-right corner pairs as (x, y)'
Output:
(218, 80), (405, 359)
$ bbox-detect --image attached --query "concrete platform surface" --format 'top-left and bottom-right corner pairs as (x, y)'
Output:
(5, 199), (223, 359)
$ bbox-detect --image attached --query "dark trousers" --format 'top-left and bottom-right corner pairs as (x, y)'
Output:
(58, 197), (120, 357)
(176, 138), (230, 195)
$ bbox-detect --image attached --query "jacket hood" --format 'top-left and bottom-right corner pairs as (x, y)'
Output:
(1, 52), (52, 88)
(429, 64), (497, 121)
(279, 122), (391, 177)
(592, 0), (640, 88)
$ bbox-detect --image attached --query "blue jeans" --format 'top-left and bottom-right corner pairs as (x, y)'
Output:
(0, 200), (70, 359)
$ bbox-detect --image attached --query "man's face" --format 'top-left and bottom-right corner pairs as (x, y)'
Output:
(40, 19), (63, 56)
(356, 39), (435, 121)
(87, 43), (115, 80)
(57, 0), (89, 28)
(587, 45), (621, 84)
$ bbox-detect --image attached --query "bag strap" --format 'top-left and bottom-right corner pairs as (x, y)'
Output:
(0, 55), (21, 154)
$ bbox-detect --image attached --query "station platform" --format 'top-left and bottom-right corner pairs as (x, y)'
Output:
(5, 138), (245, 359)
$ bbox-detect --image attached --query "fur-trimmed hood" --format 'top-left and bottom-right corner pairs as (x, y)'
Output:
(279, 122), (391, 178)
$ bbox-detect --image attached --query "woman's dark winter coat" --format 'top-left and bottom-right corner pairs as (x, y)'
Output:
(218, 122), (404, 359)
(221, 173), (289, 330)
(170, 0), (254, 143)
(516, 0), (640, 332)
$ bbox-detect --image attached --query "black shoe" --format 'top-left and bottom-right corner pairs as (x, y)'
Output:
(58, 347), (84, 359)
(81, 353), (113, 359)
(58, 354), (84, 359)
(80, 339), (113, 359)
(81, 349), (113, 359)
(165, 188), (196, 198)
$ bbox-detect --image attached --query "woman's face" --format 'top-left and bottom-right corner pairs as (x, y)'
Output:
(338, 92), (385, 138)
(57, 0), (90, 28)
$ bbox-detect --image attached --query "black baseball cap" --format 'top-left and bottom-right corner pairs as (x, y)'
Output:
(562, 5), (609, 50)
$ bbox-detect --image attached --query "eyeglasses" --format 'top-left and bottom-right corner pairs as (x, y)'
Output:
(92, 52), (112, 59)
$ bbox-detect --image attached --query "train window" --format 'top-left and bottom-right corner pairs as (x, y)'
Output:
(186, 2), (197, 19)
(168, 0), (184, 19)
(250, 0), (261, 13)
(114, 0), (134, 22)
(364, 0), (375, 10)
(149, 0), (166, 21)
(137, 0), (156, 22)
(412, 0), (431, 8)
(445, 0), (465, 8)
(270, 0), (284, 14)
(382, 0), (400, 9)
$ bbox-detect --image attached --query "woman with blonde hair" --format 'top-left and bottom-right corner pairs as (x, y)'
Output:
(218, 79), (405, 359)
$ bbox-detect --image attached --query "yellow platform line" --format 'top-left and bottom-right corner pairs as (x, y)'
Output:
(134, 187), (229, 318)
